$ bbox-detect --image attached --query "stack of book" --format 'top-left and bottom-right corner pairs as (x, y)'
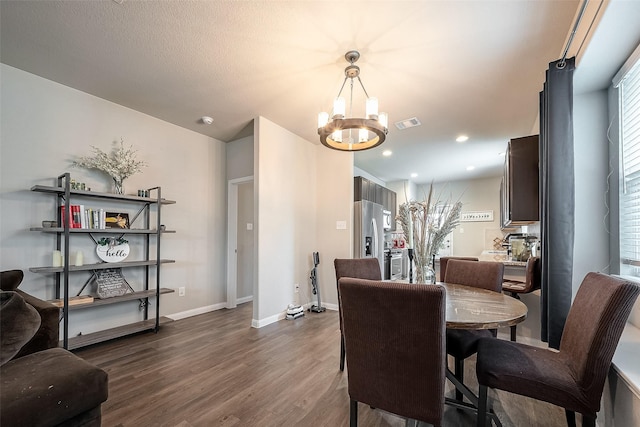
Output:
(60, 205), (106, 229)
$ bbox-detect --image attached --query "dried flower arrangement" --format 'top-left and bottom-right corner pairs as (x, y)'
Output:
(397, 184), (462, 283)
(73, 139), (147, 194)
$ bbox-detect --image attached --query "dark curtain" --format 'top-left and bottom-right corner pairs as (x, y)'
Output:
(539, 57), (575, 349)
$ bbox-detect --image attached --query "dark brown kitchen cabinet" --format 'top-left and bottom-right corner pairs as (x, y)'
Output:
(354, 176), (397, 230)
(501, 135), (539, 227)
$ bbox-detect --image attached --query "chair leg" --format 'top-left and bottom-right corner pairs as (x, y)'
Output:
(580, 414), (596, 427)
(477, 385), (490, 427)
(340, 333), (346, 371)
(454, 357), (464, 401)
(565, 409), (576, 427)
(350, 399), (358, 427)
(510, 325), (517, 342)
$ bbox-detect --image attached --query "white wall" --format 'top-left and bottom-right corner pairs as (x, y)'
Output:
(573, 90), (611, 289)
(226, 135), (254, 181)
(0, 64), (227, 335)
(314, 146), (354, 309)
(254, 117), (318, 325)
(417, 176), (503, 256)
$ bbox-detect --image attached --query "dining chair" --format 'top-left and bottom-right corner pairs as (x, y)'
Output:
(339, 277), (446, 427)
(502, 256), (541, 341)
(438, 256), (478, 282)
(444, 259), (504, 402)
(476, 272), (640, 427)
(334, 258), (382, 371)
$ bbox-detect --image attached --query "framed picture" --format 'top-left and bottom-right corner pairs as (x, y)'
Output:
(105, 212), (129, 229)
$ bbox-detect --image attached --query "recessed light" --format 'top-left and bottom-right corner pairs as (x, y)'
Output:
(382, 150), (392, 157)
(411, 173), (418, 178)
(456, 135), (469, 143)
(466, 166), (475, 171)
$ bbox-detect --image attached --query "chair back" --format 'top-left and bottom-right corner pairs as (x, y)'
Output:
(444, 260), (504, 292)
(334, 258), (382, 327)
(339, 277), (446, 426)
(522, 256), (541, 293)
(439, 257), (478, 283)
(559, 272), (640, 409)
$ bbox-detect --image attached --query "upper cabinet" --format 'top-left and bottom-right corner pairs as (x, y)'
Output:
(354, 176), (397, 230)
(501, 135), (539, 227)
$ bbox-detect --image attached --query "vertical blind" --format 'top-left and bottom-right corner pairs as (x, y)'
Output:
(619, 51), (640, 276)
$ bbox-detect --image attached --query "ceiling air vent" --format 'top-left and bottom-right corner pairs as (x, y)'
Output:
(394, 117), (421, 130)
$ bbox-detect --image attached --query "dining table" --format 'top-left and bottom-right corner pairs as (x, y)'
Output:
(438, 281), (528, 427)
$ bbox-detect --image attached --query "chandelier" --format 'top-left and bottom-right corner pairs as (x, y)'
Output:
(318, 51), (388, 151)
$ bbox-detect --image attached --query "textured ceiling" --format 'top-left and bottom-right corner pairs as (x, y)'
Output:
(0, 0), (580, 184)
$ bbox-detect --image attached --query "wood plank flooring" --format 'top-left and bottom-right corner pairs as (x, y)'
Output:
(75, 303), (568, 427)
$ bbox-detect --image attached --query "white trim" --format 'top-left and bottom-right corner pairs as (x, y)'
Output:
(227, 176), (254, 309)
(236, 295), (253, 305)
(251, 312), (284, 328)
(613, 42), (640, 87)
(166, 302), (227, 321)
(323, 302), (339, 311)
(612, 322), (640, 399)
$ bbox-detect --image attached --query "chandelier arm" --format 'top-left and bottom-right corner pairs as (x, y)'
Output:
(356, 76), (371, 99)
(335, 76), (349, 99)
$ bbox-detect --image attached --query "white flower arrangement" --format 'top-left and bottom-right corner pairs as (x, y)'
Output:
(73, 139), (147, 193)
(397, 183), (462, 283)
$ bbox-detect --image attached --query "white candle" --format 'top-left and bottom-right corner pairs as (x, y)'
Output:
(75, 251), (83, 267)
(52, 250), (62, 267)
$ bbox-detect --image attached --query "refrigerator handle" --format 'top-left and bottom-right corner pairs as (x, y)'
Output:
(372, 217), (378, 257)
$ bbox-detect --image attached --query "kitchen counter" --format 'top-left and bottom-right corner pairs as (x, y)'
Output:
(477, 251), (527, 267)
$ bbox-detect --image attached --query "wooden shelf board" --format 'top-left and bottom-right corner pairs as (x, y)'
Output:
(65, 316), (173, 350)
(31, 185), (176, 205)
(65, 288), (175, 310)
(30, 227), (176, 234)
(29, 259), (175, 274)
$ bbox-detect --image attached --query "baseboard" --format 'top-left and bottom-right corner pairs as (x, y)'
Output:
(252, 311), (284, 328)
(166, 302), (227, 321)
(237, 295), (253, 304)
(323, 302), (338, 311)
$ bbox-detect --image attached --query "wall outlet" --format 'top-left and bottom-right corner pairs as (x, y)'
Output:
(294, 283), (300, 293)
(178, 287), (185, 296)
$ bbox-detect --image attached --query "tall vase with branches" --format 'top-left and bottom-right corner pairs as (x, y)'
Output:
(73, 139), (147, 194)
(397, 184), (462, 284)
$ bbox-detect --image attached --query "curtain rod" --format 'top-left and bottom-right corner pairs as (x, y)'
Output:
(557, 0), (590, 69)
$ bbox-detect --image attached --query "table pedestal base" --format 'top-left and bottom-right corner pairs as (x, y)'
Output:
(446, 369), (502, 427)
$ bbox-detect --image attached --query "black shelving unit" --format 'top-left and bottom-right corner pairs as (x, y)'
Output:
(30, 173), (176, 350)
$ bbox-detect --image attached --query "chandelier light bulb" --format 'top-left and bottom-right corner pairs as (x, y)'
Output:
(333, 97), (346, 118)
(318, 112), (329, 128)
(366, 97), (379, 119)
(359, 129), (368, 143)
(332, 129), (343, 143)
(379, 112), (389, 128)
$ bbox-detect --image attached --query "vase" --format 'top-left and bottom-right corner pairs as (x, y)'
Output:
(415, 263), (436, 284)
(112, 178), (124, 195)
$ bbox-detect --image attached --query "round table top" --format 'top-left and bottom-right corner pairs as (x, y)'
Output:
(439, 282), (528, 330)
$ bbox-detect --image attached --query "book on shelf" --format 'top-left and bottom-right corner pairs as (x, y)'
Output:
(60, 205), (106, 229)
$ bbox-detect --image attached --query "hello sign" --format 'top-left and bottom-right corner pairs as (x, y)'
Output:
(96, 241), (130, 263)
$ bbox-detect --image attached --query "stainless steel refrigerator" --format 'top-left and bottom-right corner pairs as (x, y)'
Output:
(354, 200), (385, 274)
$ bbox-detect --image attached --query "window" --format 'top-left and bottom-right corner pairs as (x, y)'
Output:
(617, 46), (640, 278)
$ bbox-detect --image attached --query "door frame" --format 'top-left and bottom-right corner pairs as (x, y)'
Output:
(227, 175), (254, 309)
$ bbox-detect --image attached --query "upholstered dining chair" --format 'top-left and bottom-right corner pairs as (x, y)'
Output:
(334, 258), (382, 371)
(438, 256), (478, 283)
(476, 272), (640, 427)
(444, 259), (504, 402)
(502, 256), (541, 341)
(339, 277), (446, 427)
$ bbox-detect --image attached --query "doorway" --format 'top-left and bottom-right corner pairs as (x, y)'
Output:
(226, 176), (254, 309)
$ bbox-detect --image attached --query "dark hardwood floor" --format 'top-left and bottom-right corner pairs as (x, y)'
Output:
(75, 303), (567, 427)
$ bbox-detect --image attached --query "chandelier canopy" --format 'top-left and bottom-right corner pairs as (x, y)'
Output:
(318, 51), (388, 151)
